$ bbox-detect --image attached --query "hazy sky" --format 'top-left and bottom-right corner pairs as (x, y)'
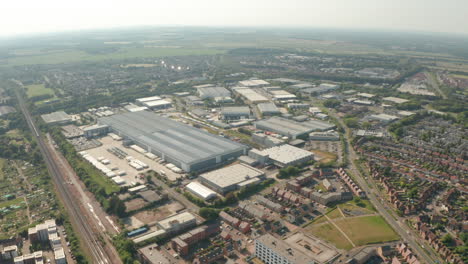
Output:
(2, 0), (467, 36)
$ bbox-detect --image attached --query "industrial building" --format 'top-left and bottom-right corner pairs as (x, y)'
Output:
(238, 79), (270, 87)
(135, 96), (172, 110)
(232, 87), (269, 103)
(382, 97), (410, 104)
(99, 111), (247, 172)
(220, 106), (251, 121)
(309, 131), (340, 141)
(157, 211), (197, 233)
(142, 99), (172, 110)
(252, 133), (284, 147)
(290, 82), (314, 89)
(83, 124), (109, 138)
(185, 182), (217, 200)
(269, 90), (297, 101)
(248, 144), (314, 167)
(257, 103), (281, 116)
(199, 163), (265, 194)
(41, 111), (72, 125)
(367, 113), (398, 123)
(136, 96), (161, 104)
(197, 86), (231, 99)
(254, 117), (335, 139)
(301, 83), (339, 95)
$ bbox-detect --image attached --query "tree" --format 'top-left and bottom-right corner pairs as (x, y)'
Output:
(108, 196), (126, 217)
(199, 208), (220, 220)
(323, 99), (341, 109)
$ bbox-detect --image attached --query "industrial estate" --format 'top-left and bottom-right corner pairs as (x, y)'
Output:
(0, 26), (466, 264)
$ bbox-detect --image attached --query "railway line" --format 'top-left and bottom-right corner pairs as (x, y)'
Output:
(15, 87), (121, 264)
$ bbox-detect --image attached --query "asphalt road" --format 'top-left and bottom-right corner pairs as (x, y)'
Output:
(331, 110), (441, 264)
(15, 86), (121, 264)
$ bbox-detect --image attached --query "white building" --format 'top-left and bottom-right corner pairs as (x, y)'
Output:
(186, 182), (217, 200)
(54, 247), (67, 264)
(255, 234), (316, 264)
(199, 164), (265, 194)
(249, 144), (314, 167)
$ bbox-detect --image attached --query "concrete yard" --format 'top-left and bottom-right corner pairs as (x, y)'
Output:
(85, 136), (183, 186)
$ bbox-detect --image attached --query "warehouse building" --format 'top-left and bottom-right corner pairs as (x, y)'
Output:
(199, 163), (265, 194)
(257, 103), (281, 116)
(232, 87), (269, 103)
(309, 131), (340, 141)
(157, 212), (197, 234)
(41, 111), (72, 125)
(301, 83), (339, 95)
(254, 117), (335, 139)
(142, 99), (172, 110)
(248, 144), (314, 167)
(366, 113), (398, 123)
(238, 79), (270, 87)
(99, 111), (247, 172)
(135, 96), (172, 110)
(197, 86), (231, 99)
(136, 96), (161, 104)
(382, 96), (409, 104)
(186, 182), (217, 200)
(269, 90), (297, 101)
(83, 124), (109, 138)
(220, 106), (251, 121)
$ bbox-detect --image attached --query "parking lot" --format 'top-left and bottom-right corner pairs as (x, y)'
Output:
(85, 136), (183, 186)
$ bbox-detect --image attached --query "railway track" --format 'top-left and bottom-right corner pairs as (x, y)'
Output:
(15, 88), (120, 264)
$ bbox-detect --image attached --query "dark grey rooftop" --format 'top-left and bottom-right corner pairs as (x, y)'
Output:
(254, 117), (335, 137)
(99, 111), (246, 165)
(257, 103), (280, 113)
(197, 86), (231, 98)
(221, 106), (250, 116)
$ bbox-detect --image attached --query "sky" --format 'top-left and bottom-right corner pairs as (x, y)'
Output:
(2, 0), (467, 37)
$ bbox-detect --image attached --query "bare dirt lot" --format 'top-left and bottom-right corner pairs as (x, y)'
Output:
(133, 201), (185, 226)
(125, 198), (149, 212)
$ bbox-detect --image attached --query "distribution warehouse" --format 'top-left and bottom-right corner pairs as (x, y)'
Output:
(199, 164), (265, 194)
(254, 117), (335, 139)
(99, 111), (248, 172)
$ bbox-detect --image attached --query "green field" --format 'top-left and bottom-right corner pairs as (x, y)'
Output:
(25, 84), (55, 98)
(3, 47), (224, 66)
(335, 216), (399, 245)
(0, 197), (23, 208)
(306, 223), (354, 250)
(305, 211), (398, 249)
(0, 159), (5, 180)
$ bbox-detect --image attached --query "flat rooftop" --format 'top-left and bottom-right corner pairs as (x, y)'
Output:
(200, 163), (264, 190)
(255, 117), (335, 137)
(197, 86), (231, 98)
(138, 244), (170, 264)
(257, 103), (280, 113)
(256, 144), (313, 165)
(233, 87), (269, 102)
(256, 233), (317, 264)
(158, 211), (196, 231)
(41, 111), (71, 124)
(99, 111), (246, 166)
(285, 232), (340, 264)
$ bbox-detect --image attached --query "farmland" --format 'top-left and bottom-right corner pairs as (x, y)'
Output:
(2, 47), (224, 66)
(25, 83), (55, 98)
